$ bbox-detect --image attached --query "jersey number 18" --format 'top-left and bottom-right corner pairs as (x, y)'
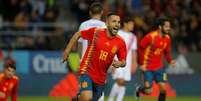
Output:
(99, 50), (108, 61)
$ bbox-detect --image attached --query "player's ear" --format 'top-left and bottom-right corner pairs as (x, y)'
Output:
(159, 25), (162, 29)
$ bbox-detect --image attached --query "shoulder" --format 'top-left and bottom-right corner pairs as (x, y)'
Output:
(150, 31), (158, 38)
(143, 31), (158, 40)
(12, 75), (19, 81)
(79, 20), (91, 30)
(91, 19), (105, 24)
(80, 19), (91, 25)
(82, 19), (105, 25)
(165, 34), (171, 39)
(0, 72), (3, 76)
(0, 73), (4, 79)
(100, 21), (106, 26)
(92, 20), (106, 28)
(98, 20), (106, 24)
(80, 20), (88, 27)
(116, 35), (126, 46)
(116, 35), (124, 41)
(164, 34), (171, 43)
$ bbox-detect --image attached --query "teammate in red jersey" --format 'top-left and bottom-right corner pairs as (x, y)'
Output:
(63, 12), (127, 101)
(135, 17), (176, 101)
(0, 64), (19, 101)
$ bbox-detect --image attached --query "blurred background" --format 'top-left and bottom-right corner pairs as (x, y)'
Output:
(0, 0), (200, 101)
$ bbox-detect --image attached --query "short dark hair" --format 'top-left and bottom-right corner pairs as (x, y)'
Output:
(106, 12), (118, 18)
(121, 17), (134, 27)
(122, 17), (133, 23)
(89, 2), (103, 15)
(4, 64), (16, 70)
(157, 17), (171, 26)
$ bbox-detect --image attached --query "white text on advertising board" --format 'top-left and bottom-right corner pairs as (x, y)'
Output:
(33, 54), (68, 73)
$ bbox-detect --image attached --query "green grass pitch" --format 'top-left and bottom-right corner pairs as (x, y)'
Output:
(18, 96), (201, 101)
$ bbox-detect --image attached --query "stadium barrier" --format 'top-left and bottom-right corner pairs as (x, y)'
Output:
(0, 50), (200, 96)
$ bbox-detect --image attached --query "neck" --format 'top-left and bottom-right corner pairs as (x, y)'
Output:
(157, 29), (164, 37)
(107, 29), (114, 38)
(91, 15), (101, 20)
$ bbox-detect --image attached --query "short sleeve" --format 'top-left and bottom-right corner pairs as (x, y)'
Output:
(100, 23), (107, 29)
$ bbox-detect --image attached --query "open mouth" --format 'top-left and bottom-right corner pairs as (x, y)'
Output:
(113, 27), (118, 32)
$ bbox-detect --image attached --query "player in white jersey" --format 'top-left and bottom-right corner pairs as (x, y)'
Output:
(78, 3), (106, 59)
(76, 2), (106, 101)
(108, 17), (137, 101)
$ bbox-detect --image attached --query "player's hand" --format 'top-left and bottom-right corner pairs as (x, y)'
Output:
(62, 51), (69, 63)
(140, 65), (147, 72)
(112, 60), (121, 68)
(0, 91), (5, 98)
(111, 66), (116, 75)
(170, 60), (176, 67)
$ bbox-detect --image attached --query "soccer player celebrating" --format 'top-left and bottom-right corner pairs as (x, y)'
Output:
(136, 17), (176, 101)
(108, 17), (137, 101)
(63, 13), (127, 101)
(0, 64), (19, 101)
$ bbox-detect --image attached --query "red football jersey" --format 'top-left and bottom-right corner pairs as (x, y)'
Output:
(0, 73), (19, 101)
(139, 30), (172, 71)
(79, 27), (127, 85)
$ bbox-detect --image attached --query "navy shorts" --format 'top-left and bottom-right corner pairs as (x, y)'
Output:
(79, 74), (104, 101)
(143, 68), (167, 87)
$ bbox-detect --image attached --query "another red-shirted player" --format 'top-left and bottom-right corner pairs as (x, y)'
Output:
(136, 17), (176, 101)
(63, 12), (127, 101)
(0, 64), (19, 101)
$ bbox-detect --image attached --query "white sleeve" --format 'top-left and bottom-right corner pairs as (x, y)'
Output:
(131, 35), (137, 50)
(78, 23), (85, 31)
(78, 23), (85, 42)
(101, 23), (107, 29)
(78, 37), (83, 43)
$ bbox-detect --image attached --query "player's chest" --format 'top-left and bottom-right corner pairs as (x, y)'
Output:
(152, 36), (168, 49)
(95, 36), (118, 55)
(0, 79), (15, 92)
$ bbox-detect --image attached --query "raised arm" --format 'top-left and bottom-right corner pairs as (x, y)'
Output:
(62, 32), (81, 63)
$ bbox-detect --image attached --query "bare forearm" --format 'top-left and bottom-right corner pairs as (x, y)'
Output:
(131, 51), (138, 73)
(64, 32), (81, 54)
(132, 51), (137, 65)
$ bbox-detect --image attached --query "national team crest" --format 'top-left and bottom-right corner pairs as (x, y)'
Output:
(111, 46), (117, 54)
(81, 81), (88, 88)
